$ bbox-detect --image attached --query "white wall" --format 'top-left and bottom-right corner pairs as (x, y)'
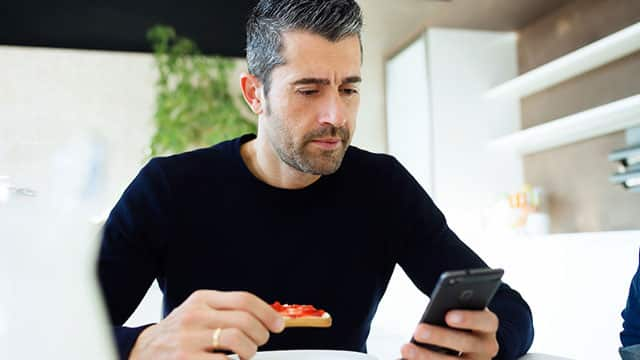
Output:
(0, 46), (156, 216)
(0, 46), (161, 357)
(385, 38), (433, 193)
(0, 45), (165, 337)
(354, 24), (388, 153)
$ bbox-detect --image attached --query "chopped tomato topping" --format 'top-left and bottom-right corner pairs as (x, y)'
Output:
(271, 301), (326, 318)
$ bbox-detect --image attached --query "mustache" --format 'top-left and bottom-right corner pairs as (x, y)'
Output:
(303, 126), (350, 143)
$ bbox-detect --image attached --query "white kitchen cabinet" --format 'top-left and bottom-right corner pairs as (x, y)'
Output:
(385, 28), (523, 243)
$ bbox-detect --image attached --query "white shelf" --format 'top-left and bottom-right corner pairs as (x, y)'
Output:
(489, 94), (640, 155)
(486, 21), (640, 99)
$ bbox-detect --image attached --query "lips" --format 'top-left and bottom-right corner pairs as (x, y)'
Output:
(312, 138), (341, 144)
(310, 138), (342, 150)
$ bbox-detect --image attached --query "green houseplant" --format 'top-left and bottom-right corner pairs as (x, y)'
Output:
(146, 25), (256, 156)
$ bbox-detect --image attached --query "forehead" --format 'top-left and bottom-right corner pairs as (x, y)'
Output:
(274, 31), (361, 82)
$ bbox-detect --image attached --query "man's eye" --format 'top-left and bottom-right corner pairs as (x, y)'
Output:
(297, 89), (318, 96)
(341, 88), (358, 95)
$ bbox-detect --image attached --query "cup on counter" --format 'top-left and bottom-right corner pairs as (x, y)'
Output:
(525, 212), (550, 236)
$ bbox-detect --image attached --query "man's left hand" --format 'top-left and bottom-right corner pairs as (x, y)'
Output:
(401, 308), (499, 359)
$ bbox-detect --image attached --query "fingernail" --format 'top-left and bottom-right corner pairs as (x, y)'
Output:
(275, 317), (285, 332)
(416, 329), (430, 341)
(449, 312), (463, 324)
(407, 347), (416, 358)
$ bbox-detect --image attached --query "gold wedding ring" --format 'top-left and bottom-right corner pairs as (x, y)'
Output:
(212, 328), (222, 349)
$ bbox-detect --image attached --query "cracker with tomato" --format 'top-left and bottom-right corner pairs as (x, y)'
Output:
(271, 301), (332, 328)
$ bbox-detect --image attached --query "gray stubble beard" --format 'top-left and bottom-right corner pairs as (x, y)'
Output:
(269, 119), (351, 176)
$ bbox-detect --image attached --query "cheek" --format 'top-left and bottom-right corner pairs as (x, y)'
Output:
(270, 102), (307, 137)
(349, 97), (360, 115)
(345, 98), (360, 126)
(270, 90), (305, 117)
(278, 98), (318, 128)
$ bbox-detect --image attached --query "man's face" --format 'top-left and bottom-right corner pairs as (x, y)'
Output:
(261, 31), (361, 175)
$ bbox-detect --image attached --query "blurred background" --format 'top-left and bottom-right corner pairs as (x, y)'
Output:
(1, 0), (639, 359)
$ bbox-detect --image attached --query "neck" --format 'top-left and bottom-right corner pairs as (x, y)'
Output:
(240, 136), (321, 190)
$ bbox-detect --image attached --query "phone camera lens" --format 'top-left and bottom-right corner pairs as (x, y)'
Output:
(459, 289), (474, 302)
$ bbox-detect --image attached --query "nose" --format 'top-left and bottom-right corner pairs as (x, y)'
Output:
(318, 92), (347, 127)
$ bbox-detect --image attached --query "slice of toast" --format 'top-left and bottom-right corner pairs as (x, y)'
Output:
(283, 311), (332, 328)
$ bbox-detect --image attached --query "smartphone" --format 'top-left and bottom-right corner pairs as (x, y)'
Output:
(410, 268), (504, 356)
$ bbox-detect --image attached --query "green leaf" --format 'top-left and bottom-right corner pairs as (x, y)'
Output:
(147, 25), (257, 157)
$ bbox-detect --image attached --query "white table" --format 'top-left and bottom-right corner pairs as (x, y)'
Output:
(519, 354), (573, 360)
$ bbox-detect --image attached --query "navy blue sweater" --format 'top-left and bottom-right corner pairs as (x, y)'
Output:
(98, 134), (534, 359)
(622, 250), (640, 346)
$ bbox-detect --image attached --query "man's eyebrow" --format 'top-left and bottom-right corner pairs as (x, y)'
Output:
(290, 76), (362, 86)
(291, 78), (331, 86)
(343, 76), (362, 84)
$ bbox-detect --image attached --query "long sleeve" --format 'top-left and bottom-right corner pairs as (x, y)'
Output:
(97, 158), (172, 359)
(391, 158), (534, 359)
(621, 250), (640, 347)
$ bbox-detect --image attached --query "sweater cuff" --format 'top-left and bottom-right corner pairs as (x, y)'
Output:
(113, 324), (155, 360)
(490, 285), (535, 359)
(495, 316), (533, 360)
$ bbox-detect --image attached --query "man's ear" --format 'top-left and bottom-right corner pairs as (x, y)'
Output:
(240, 73), (265, 115)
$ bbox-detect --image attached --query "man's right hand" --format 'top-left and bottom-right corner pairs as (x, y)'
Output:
(129, 290), (285, 360)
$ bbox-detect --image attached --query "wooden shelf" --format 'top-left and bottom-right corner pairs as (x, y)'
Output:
(489, 95), (640, 155)
(486, 22), (640, 99)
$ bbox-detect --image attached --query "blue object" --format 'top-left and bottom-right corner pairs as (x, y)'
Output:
(622, 251), (640, 347)
(621, 344), (640, 360)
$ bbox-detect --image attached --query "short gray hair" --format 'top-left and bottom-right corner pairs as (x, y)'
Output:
(246, 0), (363, 95)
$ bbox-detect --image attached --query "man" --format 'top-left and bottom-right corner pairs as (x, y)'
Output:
(98, 1), (534, 359)
(621, 250), (640, 360)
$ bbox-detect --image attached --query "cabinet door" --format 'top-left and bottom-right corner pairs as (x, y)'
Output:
(386, 37), (433, 194)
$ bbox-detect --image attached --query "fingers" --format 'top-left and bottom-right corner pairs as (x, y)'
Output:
(187, 354), (230, 360)
(137, 291), (281, 359)
(412, 323), (481, 354)
(410, 309), (500, 358)
(208, 310), (271, 346)
(207, 327), (258, 360)
(401, 342), (460, 360)
(190, 290), (285, 333)
(444, 309), (498, 333)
